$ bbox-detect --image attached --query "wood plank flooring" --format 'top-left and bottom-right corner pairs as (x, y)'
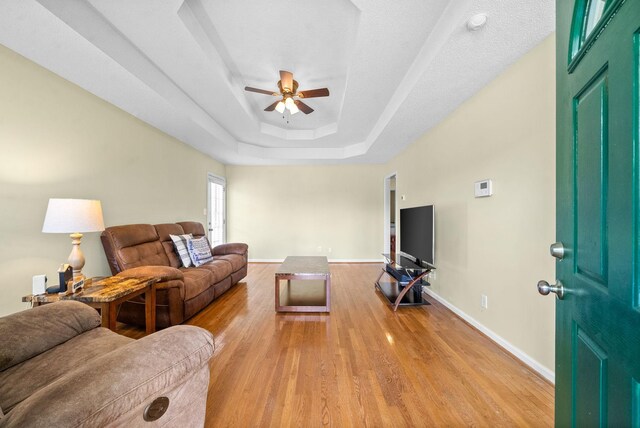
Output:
(120, 263), (554, 427)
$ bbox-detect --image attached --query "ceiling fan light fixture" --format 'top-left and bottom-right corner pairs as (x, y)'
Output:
(244, 70), (329, 115)
(285, 97), (295, 109)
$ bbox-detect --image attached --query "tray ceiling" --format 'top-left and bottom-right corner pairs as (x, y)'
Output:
(0, 0), (554, 165)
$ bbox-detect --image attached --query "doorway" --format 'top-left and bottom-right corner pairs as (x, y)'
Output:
(383, 173), (397, 262)
(207, 173), (226, 247)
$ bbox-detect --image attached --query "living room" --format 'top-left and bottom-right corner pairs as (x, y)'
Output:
(3, 0), (636, 426)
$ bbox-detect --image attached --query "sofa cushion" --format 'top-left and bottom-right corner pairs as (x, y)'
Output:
(180, 268), (214, 300)
(154, 223), (187, 268)
(194, 259), (233, 284)
(104, 224), (158, 249)
(117, 241), (171, 269)
(170, 234), (194, 267)
(213, 254), (246, 272)
(0, 301), (100, 372)
(101, 224), (171, 271)
(187, 236), (214, 267)
(0, 327), (132, 413)
(178, 221), (206, 237)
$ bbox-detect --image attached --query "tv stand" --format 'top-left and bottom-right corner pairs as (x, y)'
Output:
(375, 254), (435, 311)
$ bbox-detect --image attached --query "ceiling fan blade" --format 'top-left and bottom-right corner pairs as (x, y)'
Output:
(294, 100), (314, 114)
(279, 70), (294, 92)
(264, 100), (281, 111)
(297, 88), (330, 98)
(245, 86), (278, 96)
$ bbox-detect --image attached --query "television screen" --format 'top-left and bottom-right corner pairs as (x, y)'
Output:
(399, 205), (434, 266)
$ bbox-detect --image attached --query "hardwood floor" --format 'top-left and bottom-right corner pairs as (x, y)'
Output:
(120, 263), (554, 427)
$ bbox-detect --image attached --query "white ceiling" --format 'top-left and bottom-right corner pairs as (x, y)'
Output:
(0, 0), (554, 165)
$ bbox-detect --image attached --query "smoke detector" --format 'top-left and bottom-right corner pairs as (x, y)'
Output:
(467, 13), (488, 31)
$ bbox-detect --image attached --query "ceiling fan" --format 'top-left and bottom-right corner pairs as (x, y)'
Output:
(244, 70), (330, 115)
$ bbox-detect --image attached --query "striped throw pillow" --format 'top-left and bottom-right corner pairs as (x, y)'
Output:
(187, 236), (214, 267)
(170, 233), (193, 267)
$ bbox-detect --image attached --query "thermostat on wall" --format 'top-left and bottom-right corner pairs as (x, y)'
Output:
(474, 179), (493, 198)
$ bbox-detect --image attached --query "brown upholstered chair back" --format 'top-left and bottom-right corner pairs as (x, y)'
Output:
(101, 224), (171, 274)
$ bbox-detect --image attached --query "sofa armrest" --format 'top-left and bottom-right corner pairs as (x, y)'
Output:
(212, 242), (248, 256)
(116, 265), (184, 282)
(1, 326), (214, 427)
(0, 301), (100, 372)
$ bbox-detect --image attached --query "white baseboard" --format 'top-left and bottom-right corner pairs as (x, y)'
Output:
(249, 258), (384, 263)
(423, 288), (555, 384)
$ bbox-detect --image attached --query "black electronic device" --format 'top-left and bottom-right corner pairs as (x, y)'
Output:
(57, 264), (73, 293)
(399, 205), (435, 268)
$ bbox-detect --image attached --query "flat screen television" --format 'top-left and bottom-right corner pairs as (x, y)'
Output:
(399, 205), (434, 268)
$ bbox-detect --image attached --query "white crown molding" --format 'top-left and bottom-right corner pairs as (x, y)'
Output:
(36, 0), (239, 151)
(218, 0), (473, 160)
(11, 0), (553, 164)
(259, 122), (338, 140)
(178, 0), (260, 123)
(34, 0), (462, 161)
(360, 0), (472, 154)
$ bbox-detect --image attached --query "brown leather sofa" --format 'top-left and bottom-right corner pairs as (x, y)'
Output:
(101, 221), (247, 328)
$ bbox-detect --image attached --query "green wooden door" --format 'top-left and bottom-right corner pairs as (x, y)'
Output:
(555, 0), (640, 426)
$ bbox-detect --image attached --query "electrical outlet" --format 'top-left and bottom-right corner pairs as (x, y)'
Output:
(317, 246), (322, 252)
(481, 294), (488, 310)
(327, 248), (332, 253)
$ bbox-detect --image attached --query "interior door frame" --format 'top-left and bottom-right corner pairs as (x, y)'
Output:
(207, 173), (226, 245)
(383, 172), (397, 255)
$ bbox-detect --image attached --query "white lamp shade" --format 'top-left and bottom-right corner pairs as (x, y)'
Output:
(42, 199), (105, 233)
(275, 101), (285, 113)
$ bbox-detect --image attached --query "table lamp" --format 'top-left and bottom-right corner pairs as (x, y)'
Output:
(42, 198), (105, 281)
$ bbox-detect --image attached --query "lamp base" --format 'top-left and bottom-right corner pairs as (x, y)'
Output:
(68, 232), (86, 281)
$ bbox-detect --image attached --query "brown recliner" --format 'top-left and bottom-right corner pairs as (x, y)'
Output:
(0, 301), (215, 426)
(101, 221), (248, 328)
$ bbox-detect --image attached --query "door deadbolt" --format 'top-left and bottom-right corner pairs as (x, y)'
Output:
(550, 242), (565, 260)
(549, 242), (565, 260)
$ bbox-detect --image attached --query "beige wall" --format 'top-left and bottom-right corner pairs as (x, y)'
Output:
(0, 44), (225, 316)
(226, 165), (383, 261)
(386, 35), (556, 371)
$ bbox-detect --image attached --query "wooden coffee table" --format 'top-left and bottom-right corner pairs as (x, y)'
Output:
(23, 276), (160, 334)
(275, 256), (331, 312)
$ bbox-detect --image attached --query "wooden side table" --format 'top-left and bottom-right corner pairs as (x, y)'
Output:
(23, 276), (160, 335)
